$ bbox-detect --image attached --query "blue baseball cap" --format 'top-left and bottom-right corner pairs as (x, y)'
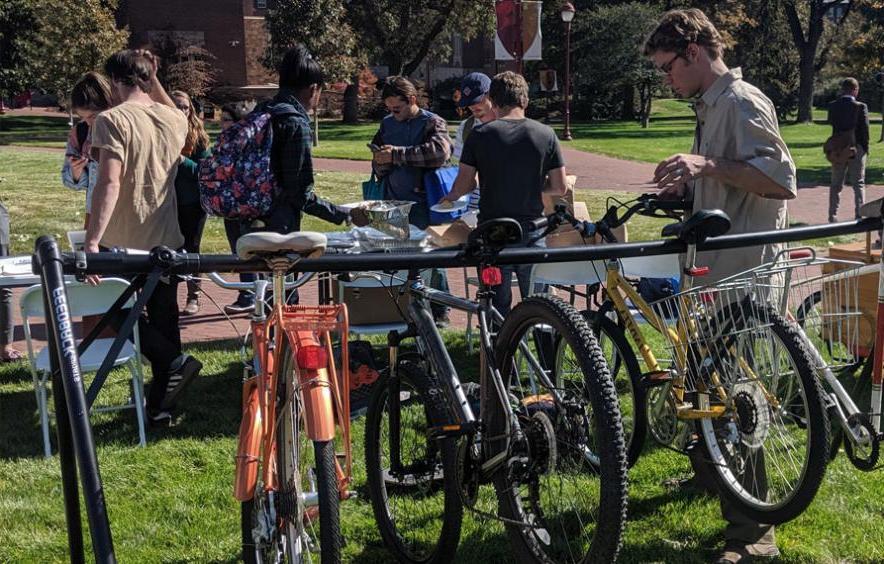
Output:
(458, 72), (491, 107)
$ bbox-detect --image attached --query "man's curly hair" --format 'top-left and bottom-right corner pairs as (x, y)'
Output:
(643, 8), (724, 60)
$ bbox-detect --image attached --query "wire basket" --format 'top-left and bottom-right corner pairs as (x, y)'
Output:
(649, 276), (785, 395)
(756, 249), (869, 369)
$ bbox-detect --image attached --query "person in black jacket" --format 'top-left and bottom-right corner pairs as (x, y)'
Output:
(828, 77), (870, 222)
(249, 44), (367, 236)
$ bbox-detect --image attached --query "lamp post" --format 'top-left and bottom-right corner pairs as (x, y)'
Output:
(560, 2), (576, 141)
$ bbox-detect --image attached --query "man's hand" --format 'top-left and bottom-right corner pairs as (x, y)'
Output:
(84, 242), (101, 286)
(654, 153), (711, 198)
(135, 49), (159, 79)
(373, 145), (394, 165)
(349, 207), (370, 227)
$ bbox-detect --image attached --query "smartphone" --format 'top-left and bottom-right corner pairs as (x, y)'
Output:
(367, 143), (381, 152)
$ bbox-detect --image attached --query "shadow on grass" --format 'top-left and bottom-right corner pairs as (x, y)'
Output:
(0, 339), (245, 459)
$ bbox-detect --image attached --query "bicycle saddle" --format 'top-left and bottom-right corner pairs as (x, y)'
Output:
(467, 218), (523, 251)
(661, 209), (731, 244)
(236, 231), (327, 259)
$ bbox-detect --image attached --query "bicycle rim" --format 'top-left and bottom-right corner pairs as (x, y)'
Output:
(365, 362), (462, 563)
(495, 296), (627, 564)
(697, 307), (828, 524)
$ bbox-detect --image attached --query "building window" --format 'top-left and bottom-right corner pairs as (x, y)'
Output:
(255, 0), (267, 8)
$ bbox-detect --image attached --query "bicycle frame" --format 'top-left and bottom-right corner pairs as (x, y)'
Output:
(233, 266), (353, 509)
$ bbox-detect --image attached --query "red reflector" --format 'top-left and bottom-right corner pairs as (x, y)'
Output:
(789, 249), (812, 259)
(296, 345), (328, 370)
(686, 266), (710, 277)
(481, 267), (503, 286)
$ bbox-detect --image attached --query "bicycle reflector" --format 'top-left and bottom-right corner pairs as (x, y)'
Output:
(296, 345), (328, 370)
(481, 266), (503, 286)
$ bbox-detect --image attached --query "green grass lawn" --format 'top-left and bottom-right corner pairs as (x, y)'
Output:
(3, 331), (884, 562)
(5, 100), (882, 184)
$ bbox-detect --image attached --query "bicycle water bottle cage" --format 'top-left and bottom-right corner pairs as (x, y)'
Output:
(466, 218), (523, 256)
(660, 209), (731, 244)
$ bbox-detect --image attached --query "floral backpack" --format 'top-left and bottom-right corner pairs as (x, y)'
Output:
(198, 106), (295, 219)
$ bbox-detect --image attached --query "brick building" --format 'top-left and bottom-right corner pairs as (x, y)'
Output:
(117, 0), (275, 89)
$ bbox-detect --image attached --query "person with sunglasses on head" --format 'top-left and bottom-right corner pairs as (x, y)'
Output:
(170, 90), (211, 316)
(643, 9), (797, 564)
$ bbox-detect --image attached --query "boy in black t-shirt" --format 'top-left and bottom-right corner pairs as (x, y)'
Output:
(442, 71), (568, 314)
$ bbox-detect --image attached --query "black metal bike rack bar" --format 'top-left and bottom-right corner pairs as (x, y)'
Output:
(32, 214), (882, 562)
(35, 236), (117, 563)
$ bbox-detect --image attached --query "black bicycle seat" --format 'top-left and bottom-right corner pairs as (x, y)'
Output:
(661, 209), (731, 244)
(467, 218), (523, 251)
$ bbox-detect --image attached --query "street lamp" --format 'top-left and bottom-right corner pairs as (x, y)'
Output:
(560, 2), (576, 141)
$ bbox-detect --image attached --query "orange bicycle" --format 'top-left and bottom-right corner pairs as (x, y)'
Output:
(214, 231), (352, 563)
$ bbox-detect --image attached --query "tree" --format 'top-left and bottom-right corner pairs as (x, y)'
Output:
(153, 34), (218, 98)
(733, 0), (800, 119)
(347, 0), (495, 77)
(264, 0), (361, 84)
(0, 0), (37, 107)
(20, 0), (127, 106)
(784, 0), (855, 122)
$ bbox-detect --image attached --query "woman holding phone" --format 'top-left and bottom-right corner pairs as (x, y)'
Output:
(61, 72), (115, 228)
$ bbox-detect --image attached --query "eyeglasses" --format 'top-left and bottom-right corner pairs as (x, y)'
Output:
(657, 52), (681, 75)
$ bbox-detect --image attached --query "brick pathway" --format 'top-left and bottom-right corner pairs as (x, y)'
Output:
(6, 147), (881, 352)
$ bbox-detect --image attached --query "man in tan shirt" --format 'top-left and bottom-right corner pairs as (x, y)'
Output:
(644, 9), (797, 564)
(86, 49), (201, 425)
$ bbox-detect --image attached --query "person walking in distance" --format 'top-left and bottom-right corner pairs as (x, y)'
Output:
(827, 77), (870, 223)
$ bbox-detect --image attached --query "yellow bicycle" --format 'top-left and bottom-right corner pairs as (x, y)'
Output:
(534, 195), (829, 525)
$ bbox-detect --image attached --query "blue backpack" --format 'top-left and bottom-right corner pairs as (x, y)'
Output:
(198, 107), (294, 220)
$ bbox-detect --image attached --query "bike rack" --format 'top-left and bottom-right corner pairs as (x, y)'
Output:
(33, 215), (883, 562)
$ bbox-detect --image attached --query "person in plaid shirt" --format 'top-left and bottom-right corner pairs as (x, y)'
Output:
(371, 76), (453, 324)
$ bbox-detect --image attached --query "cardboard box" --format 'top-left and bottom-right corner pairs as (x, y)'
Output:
(545, 200), (593, 247)
(336, 285), (410, 326)
(542, 175), (577, 215)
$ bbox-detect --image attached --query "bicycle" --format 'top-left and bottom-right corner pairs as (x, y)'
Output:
(534, 195), (830, 525)
(213, 230), (355, 564)
(360, 217), (628, 563)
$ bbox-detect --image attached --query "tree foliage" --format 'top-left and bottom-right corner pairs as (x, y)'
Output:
(264, 0), (361, 84)
(347, 0), (495, 77)
(0, 0), (37, 102)
(20, 0), (128, 103)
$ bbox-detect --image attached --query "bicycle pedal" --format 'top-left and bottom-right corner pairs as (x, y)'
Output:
(639, 370), (672, 389)
(345, 490), (358, 500)
(428, 422), (475, 439)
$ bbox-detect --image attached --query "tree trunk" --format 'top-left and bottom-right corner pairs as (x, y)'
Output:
(796, 48), (817, 123)
(342, 82), (359, 124)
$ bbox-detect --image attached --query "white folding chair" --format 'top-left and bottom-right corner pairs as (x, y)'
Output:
(337, 271), (410, 338)
(20, 278), (146, 457)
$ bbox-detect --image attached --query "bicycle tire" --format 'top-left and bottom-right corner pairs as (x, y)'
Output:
(242, 340), (341, 564)
(696, 304), (828, 525)
(365, 359), (463, 564)
(582, 311), (646, 468)
(493, 295), (628, 564)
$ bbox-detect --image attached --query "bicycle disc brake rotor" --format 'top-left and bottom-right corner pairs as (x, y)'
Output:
(729, 382), (771, 450)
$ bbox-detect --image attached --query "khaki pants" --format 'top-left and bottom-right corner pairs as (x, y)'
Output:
(829, 147), (867, 221)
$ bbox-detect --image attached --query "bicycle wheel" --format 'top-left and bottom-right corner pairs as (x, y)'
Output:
(242, 340), (341, 564)
(493, 295), (628, 564)
(581, 311), (645, 468)
(696, 304), (829, 525)
(365, 358), (463, 564)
